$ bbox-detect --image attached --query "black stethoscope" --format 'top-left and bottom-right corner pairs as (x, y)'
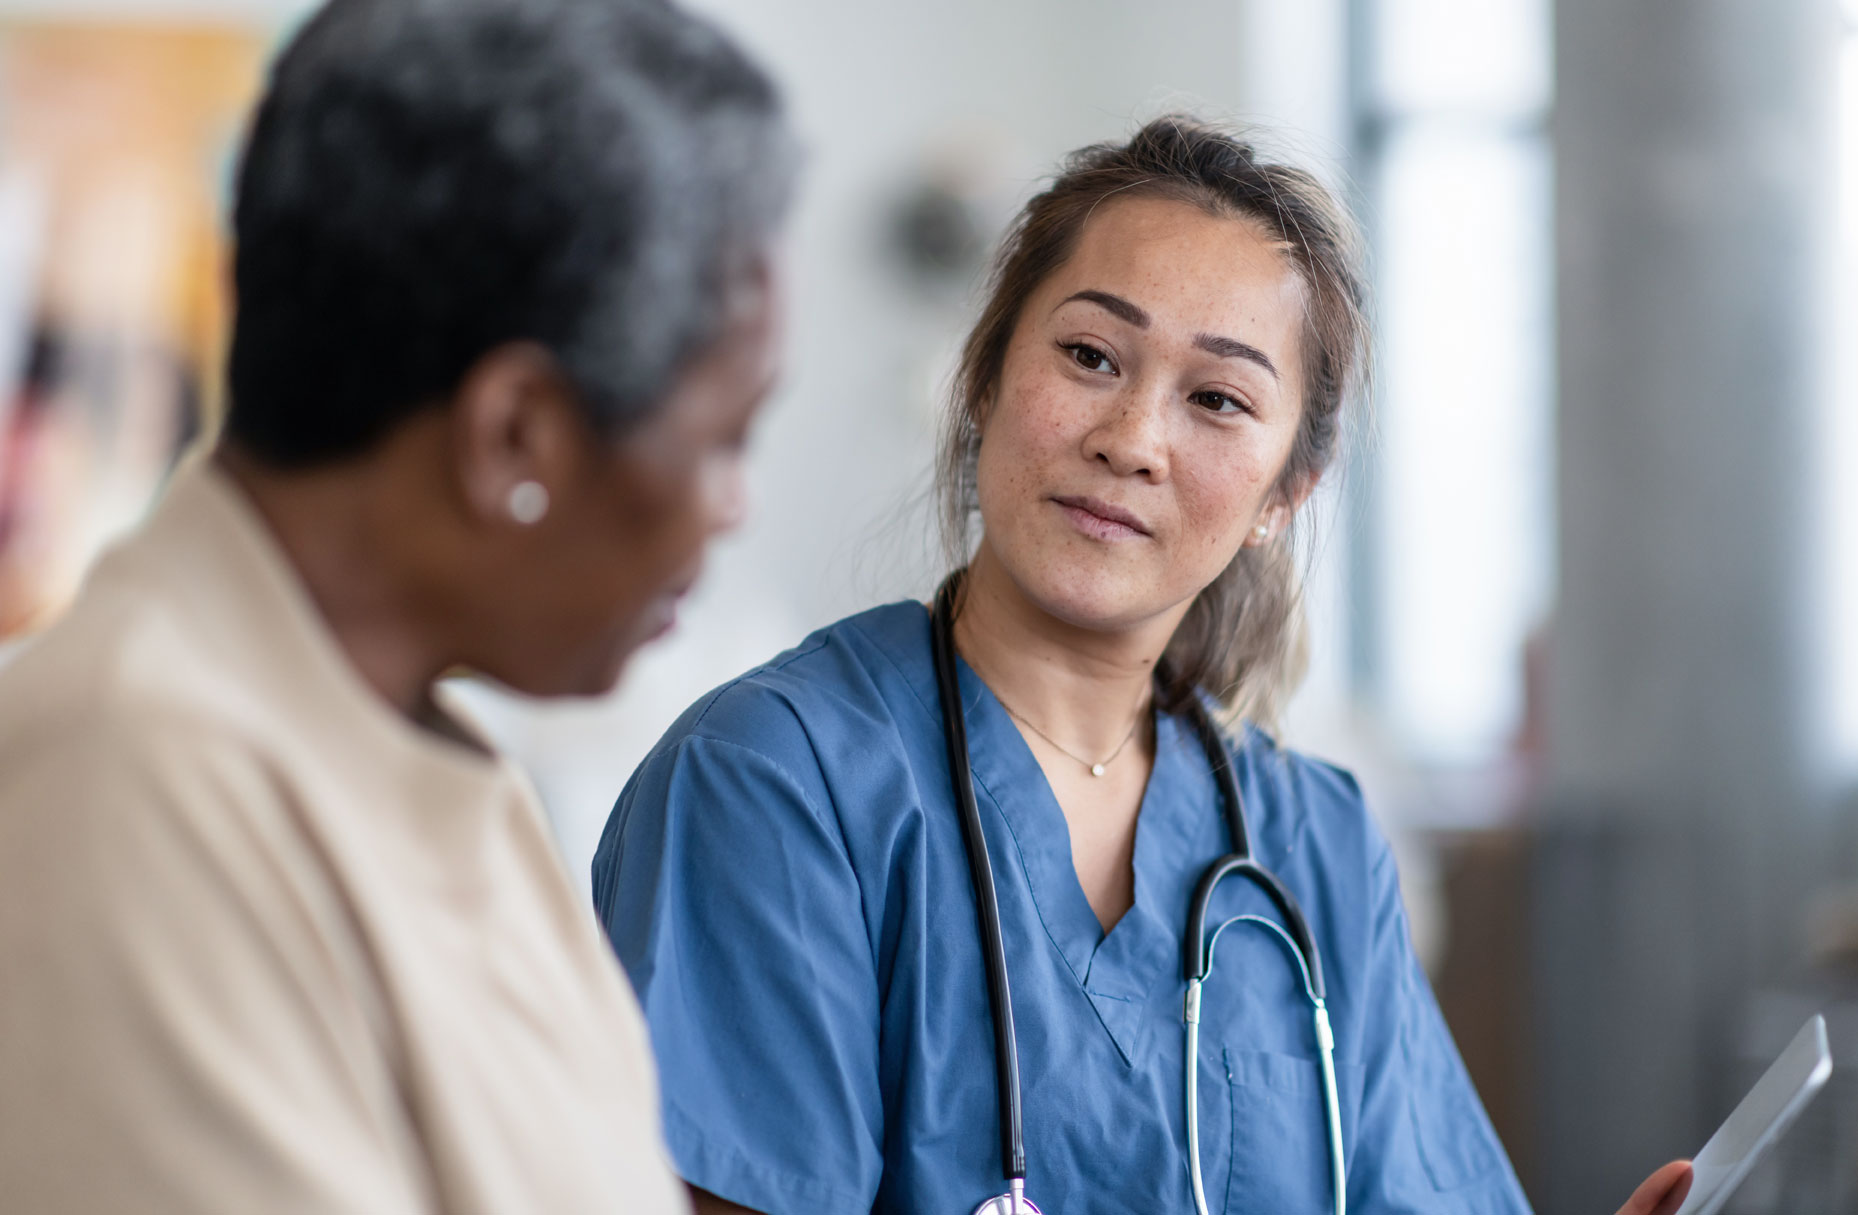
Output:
(929, 576), (1347, 1215)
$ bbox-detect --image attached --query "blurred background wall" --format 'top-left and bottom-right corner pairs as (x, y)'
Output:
(0, 0), (1852, 1210)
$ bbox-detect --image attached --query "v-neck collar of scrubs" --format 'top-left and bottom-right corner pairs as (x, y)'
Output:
(931, 624), (1213, 1066)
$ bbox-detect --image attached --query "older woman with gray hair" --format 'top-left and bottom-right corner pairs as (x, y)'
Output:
(0, 0), (792, 1210)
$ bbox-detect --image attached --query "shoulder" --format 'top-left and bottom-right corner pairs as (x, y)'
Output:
(0, 662), (344, 1037)
(0, 580), (317, 914)
(642, 600), (936, 780)
(599, 602), (945, 901)
(0, 669), (294, 885)
(0, 562), (280, 778)
(1228, 722), (1391, 880)
(595, 606), (942, 940)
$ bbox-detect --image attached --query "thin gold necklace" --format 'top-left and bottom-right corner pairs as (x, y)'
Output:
(993, 688), (1149, 778)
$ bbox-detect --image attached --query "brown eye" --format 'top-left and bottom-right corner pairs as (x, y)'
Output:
(1190, 388), (1250, 416)
(1063, 342), (1115, 373)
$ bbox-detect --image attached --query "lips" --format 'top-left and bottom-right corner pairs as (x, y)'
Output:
(1051, 494), (1151, 539)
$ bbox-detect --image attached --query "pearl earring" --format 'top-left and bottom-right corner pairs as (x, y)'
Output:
(1251, 522), (1270, 542)
(507, 480), (549, 525)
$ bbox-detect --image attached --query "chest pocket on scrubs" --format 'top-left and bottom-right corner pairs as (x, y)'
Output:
(1222, 1046), (1360, 1213)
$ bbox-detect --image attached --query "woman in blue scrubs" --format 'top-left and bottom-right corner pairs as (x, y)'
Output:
(594, 117), (1691, 1215)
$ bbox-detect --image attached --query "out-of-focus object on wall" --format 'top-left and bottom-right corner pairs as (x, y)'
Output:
(874, 126), (1026, 441)
(0, 23), (260, 641)
(881, 129), (1019, 303)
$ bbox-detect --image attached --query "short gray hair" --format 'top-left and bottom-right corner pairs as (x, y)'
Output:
(227, 0), (798, 466)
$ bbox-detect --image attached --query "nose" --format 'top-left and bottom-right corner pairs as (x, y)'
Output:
(1083, 379), (1170, 481)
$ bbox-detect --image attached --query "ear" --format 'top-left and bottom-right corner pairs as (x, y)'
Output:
(1244, 466), (1322, 547)
(447, 343), (582, 529)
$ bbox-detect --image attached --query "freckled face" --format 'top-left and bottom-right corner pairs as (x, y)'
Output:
(972, 195), (1309, 634)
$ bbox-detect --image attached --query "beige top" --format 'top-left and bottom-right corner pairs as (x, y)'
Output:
(0, 463), (689, 1215)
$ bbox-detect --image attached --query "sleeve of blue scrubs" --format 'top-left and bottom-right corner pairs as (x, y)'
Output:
(594, 731), (882, 1215)
(1348, 837), (1532, 1213)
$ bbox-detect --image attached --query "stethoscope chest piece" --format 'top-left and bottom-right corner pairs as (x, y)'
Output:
(970, 1190), (1042, 1215)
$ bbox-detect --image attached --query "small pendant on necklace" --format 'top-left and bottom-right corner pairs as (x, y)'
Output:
(1090, 763), (1106, 777)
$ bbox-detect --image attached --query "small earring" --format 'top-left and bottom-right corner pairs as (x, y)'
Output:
(507, 480), (549, 525)
(1251, 522), (1270, 542)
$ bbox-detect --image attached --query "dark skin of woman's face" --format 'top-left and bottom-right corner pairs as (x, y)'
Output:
(221, 263), (783, 721)
(467, 275), (784, 698)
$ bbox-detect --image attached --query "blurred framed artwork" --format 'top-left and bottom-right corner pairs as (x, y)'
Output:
(0, 22), (261, 641)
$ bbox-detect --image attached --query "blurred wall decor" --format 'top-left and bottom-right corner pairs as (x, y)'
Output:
(0, 22), (259, 641)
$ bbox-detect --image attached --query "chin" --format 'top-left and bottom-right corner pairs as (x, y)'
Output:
(577, 646), (639, 698)
(559, 604), (673, 697)
(1012, 555), (1163, 632)
(505, 644), (636, 701)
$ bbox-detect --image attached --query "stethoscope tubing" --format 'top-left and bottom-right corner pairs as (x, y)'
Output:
(1186, 911), (1347, 1215)
(931, 579), (1027, 1185)
(1184, 855), (1325, 996)
(931, 576), (1341, 1215)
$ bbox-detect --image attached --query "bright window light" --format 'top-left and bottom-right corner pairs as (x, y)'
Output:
(1364, 0), (1553, 765)
(1828, 27), (1858, 772)
(1375, 129), (1552, 762)
(1372, 0), (1550, 118)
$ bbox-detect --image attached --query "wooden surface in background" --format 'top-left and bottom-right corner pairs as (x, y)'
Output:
(1432, 826), (1537, 1198)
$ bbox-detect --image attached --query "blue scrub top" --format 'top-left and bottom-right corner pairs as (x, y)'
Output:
(594, 602), (1530, 1215)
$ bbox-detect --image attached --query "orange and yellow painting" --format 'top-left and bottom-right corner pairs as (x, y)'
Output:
(0, 23), (262, 640)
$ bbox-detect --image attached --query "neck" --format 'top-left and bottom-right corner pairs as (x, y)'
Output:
(216, 443), (454, 720)
(951, 543), (1181, 757)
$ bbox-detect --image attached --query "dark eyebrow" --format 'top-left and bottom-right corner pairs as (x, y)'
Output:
(1056, 289), (1150, 328)
(1194, 333), (1280, 381)
(1060, 288), (1280, 381)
